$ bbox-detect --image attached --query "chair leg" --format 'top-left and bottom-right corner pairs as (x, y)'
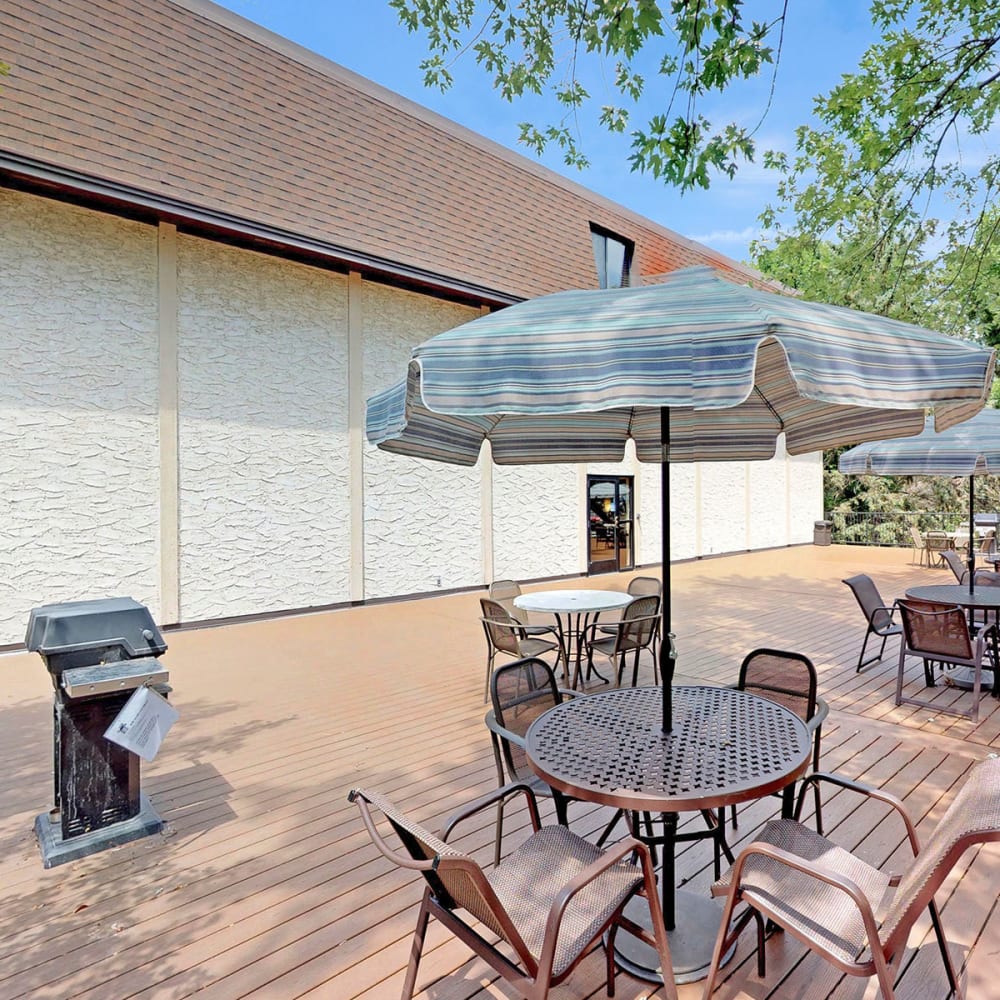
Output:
(927, 899), (963, 998)
(402, 892), (432, 1000)
(494, 798), (505, 868)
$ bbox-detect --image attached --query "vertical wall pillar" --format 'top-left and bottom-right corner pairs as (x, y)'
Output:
(478, 305), (494, 584)
(348, 271), (365, 603)
(157, 223), (180, 624)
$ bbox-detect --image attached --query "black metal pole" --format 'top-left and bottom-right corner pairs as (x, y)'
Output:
(969, 474), (976, 593)
(659, 406), (674, 732)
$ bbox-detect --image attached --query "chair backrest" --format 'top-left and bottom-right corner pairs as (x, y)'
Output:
(980, 530), (997, 553)
(974, 569), (1000, 587)
(842, 574), (893, 632)
(941, 549), (968, 583)
(897, 598), (973, 660)
(349, 787), (523, 952)
(488, 580), (528, 625)
(480, 597), (522, 656)
(909, 524), (924, 549)
(491, 657), (562, 780)
(627, 576), (662, 598)
(924, 530), (950, 549)
(737, 648), (818, 724)
(617, 595), (660, 650)
(880, 756), (1000, 957)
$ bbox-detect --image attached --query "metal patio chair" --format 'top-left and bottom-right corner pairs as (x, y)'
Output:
(480, 597), (560, 702)
(349, 783), (677, 1000)
(842, 574), (903, 673)
(941, 548), (970, 584)
(488, 579), (564, 648)
(486, 657), (627, 864)
(598, 576), (662, 660)
(728, 648), (829, 835)
(924, 530), (952, 567)
(703, 756), (1000, 1000)
(582, 594), (660, 687)
(895, 597), (996, 722)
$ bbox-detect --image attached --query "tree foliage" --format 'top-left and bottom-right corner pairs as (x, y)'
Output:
(392, 1), (1000, 299)
(389, 0), (785, 188)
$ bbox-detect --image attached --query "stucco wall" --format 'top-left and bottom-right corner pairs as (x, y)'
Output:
(493, 464), (580, 580)
(361, 283), (482, 598)
(0, 191), (160, 643)
(176, 237), (352, 620)
(0, 189), (826, 643)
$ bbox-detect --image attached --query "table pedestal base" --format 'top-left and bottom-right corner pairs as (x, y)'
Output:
(614, 888), (733, 985)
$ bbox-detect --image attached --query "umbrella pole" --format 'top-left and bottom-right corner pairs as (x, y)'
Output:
(969, 474), (976, 593)
(660, 407), (674, 732)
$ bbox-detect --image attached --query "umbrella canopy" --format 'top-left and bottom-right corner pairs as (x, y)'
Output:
(840, 407), (1000, 589)
(367, 266), (996, 729)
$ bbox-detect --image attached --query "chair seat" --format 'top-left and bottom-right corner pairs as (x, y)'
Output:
(711, 819), (892, 966)
(519, 636), (559, 657)
(489, 825), (644, 977)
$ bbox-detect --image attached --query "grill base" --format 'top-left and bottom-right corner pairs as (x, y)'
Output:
(34, 793), (163, 868)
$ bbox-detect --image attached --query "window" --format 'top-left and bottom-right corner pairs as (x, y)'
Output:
(590, 225), (634, 289)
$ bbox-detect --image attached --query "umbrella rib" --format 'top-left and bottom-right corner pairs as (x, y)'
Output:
(753, 386), (785, 429)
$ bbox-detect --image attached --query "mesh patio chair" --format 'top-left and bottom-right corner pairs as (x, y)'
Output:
(908, 524), (927, 566)
(349, 783), (677, 1000)
(480, 597), (560, 702)
(488, 579), (564, 651)
(842, 574), (903, 673)
(703, 757), (1000, 1000)
(486, 657), (626, 864)
(728, 649), (829, 835)
(941, 548), (970, 585)
(895, 598), (996, 722)
(598, 576), (662, 659)
(923, 530), (952, 567)
(581, 594), (660, 688)
(488, 658), (667, 866)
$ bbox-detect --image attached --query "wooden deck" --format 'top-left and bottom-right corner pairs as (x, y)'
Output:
(1, 544), (998, 1000)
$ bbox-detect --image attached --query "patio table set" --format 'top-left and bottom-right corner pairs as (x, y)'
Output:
(351, 268), (1000, 998)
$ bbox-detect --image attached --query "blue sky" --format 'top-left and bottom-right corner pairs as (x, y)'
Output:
(213, 1), (878, 264)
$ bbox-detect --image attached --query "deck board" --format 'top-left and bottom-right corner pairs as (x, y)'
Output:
(0, 544), (998, 999)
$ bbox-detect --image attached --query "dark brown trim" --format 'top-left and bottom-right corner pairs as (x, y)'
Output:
(0, 154), (522, 308)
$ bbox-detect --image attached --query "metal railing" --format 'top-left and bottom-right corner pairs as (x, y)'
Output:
(824, 511), (969, 547)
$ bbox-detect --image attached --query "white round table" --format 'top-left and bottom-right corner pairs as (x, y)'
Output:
(514, 589), (633, 688)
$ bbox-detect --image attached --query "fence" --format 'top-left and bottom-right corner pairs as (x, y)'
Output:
(825, 511), (968, 547)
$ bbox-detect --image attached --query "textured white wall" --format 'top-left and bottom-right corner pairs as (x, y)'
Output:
(0, 190), (160, 643)
(176, 237), (351, 620)
(493, 464), (581, 581)
(362, 283), (482, 598)
(0, 190), (827, 641)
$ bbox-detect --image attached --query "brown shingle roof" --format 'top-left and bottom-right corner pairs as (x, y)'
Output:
(0, 0), (769, 300)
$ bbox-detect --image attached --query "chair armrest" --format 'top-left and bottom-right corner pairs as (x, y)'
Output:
(484, 710), (527, 749)
(794, 772), (920, 853)
(806, 696), (830, 734)
(728, 840), (883, 944)
(975, 623), (1000, 659)
(536, 837), (646, 973)
(441, 782), (541, 840)
(349, 789), (436, 871)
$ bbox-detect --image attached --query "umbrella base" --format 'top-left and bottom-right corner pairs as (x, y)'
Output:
(613, 888), (734, 984)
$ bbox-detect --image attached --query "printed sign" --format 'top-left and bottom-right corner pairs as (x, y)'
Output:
(104, 684), (178, 762)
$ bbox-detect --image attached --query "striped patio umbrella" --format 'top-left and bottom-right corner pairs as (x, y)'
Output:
(367, 266), (996, 729)
(840, 407), (1000, 590)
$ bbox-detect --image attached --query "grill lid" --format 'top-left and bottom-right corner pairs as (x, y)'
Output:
(25, 597), (167, 660)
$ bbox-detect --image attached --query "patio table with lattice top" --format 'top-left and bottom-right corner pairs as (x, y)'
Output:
(526, 684), (812, 985)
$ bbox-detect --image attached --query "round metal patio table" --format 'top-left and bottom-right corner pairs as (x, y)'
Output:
(514, 589), (633, 688)
(525, 684), (812, 985)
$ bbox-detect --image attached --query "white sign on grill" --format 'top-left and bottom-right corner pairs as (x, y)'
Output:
(104, 684), (178, 762)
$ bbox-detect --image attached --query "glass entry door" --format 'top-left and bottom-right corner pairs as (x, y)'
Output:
(587, 476), (634, 574)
